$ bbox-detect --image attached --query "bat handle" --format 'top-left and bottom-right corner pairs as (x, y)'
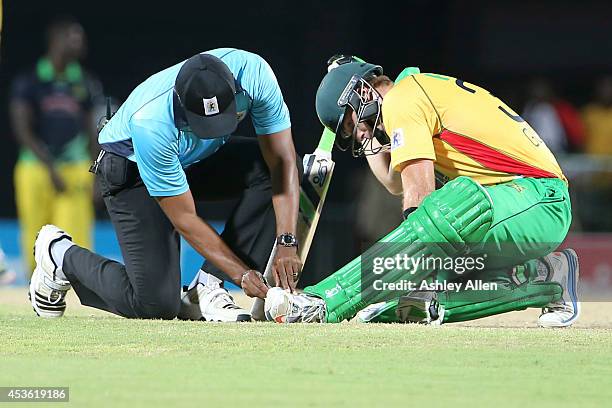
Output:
(261, 242), (277, 284)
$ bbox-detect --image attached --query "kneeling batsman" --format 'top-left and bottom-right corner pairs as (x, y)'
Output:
(265, 57), (580, 327)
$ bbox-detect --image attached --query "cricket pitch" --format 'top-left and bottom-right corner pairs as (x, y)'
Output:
(1, 287), (611, 407)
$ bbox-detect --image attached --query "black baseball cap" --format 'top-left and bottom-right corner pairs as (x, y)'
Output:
(174, 54), (237, 139)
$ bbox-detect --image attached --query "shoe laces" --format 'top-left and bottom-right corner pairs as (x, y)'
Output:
(39, 275), (70, 305)
(288, 295), (326, 323)
(541, 302), (572, 315)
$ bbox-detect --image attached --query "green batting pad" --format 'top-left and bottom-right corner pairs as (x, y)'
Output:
(441, 281), (562, 323)
(305, 177), (493, 323)
(358, 259), (563, 324)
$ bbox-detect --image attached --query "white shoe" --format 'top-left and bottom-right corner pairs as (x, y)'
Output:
(178, 284), (251, 322)
(29, 225), (72, 318)
(357, 292), (444, 325)
(264, 287), (326, 323)
(538, 249), (580, 328)
(357, 301), (390, 323)
(397, 291), (445, 325)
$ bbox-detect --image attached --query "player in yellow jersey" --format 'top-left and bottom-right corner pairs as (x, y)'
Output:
(10, 17), (99, 275)
(264, 57), (580, 327)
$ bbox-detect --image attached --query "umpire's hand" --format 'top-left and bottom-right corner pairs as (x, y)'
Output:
(273, 246), (301, 293)
(241, 270), (269, 299)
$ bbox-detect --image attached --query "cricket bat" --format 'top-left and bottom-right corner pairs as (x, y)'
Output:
(250, 128), (336, 320)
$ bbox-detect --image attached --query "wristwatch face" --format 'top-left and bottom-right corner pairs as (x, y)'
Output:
(278, 233), (297, 246)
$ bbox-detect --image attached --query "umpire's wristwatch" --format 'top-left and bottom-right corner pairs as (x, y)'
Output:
(277, 233), (298, 248)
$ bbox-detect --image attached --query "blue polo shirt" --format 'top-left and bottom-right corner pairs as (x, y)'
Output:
(99, 48), (291, 196)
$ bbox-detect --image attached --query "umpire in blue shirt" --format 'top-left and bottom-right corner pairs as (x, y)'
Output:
(29, 49), (302, 321)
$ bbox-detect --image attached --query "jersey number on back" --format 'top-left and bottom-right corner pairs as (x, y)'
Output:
(454, 78), (543, 147)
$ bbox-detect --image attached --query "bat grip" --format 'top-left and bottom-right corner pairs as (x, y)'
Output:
(317, 128), (336, 154)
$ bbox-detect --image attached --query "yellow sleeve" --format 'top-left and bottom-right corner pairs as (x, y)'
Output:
(382, 77), (438, 171)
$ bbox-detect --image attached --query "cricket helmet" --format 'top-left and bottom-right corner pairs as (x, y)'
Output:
(315, 61), (384, 154)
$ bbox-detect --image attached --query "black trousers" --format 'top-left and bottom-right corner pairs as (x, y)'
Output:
(63, 137), (299, 319)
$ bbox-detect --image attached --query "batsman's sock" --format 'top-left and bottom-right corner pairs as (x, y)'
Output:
(304, 177), (493, 323)
(50, 238), (74, 281)
(188, 269), (223, 291)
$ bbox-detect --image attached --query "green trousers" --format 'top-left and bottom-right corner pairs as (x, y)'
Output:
(440, 177), (571, 322)
(481, 177), (571, 267)
(305, 177), (571, 323)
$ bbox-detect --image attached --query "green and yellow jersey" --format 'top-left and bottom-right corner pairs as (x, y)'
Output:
(383, 73), (566, 185)
(10, 58), (98, 163)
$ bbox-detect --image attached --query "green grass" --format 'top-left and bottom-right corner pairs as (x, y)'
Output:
(1, 302), (611, 407)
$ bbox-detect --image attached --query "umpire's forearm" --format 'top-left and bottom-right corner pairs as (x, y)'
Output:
(270, 157), (299, 235)
(258, 128), (300, 237)
(157, 192), (250, 284)
(177, 215), (250, 284)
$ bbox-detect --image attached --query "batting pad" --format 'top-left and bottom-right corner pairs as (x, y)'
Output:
(440, 281), (563, 323)
(304, 176), (494, 323)
(363, 280), (563, 324)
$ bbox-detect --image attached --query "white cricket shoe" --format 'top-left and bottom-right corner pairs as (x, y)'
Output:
(357, 301), (391, 323)
(178, 284), (251, 322)
(539, 249), (580, 328)
(264, 287), (326, 323)
(29, 225), (72, 318)
(357, 291), (444, 325)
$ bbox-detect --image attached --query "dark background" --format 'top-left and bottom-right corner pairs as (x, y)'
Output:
(1, 0), (611, 283)
(2, 0), (611, 214)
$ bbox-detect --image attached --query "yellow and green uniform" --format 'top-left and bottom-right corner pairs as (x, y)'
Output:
(306, 72), (571, 323)
(383, 72), (570, 260)
(384, 73), (565, 183)
(11, 58), (97, 274)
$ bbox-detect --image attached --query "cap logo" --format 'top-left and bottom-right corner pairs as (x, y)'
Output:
(203, 96), (220, 116)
